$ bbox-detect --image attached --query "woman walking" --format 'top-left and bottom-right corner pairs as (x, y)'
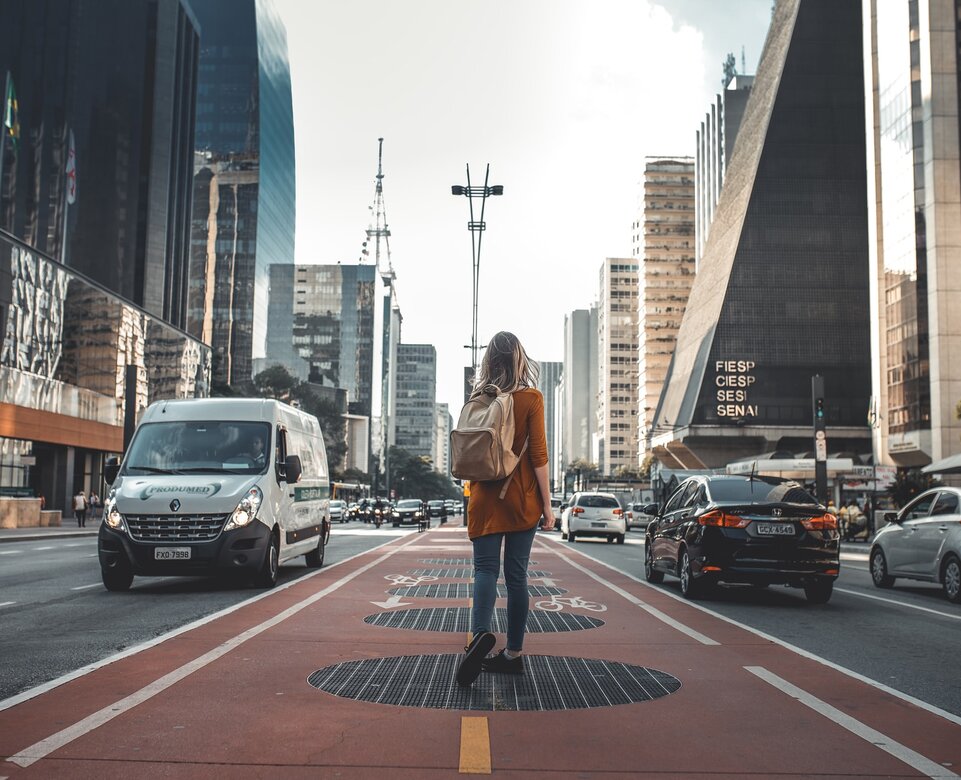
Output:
(456, 332), (556, 687)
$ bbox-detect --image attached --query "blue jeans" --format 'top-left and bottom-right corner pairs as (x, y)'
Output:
(470, 525), (537, 652)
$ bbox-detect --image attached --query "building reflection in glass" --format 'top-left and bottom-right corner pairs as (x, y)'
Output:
(0, 229), (210, 503)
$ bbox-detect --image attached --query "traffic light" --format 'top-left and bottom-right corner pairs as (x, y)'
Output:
(815, 397), (825, 420)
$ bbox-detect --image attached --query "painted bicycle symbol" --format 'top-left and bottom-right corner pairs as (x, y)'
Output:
(384, 574), (437, 587)
(534, 595), (607, 613)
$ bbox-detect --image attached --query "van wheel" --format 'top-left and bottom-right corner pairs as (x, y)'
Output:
(645, 545), (664, 583)
(616, 534), (626, 545)
(305, 530), (326, 568)
(804, 579), (834, 604)
(255, 532), (280, 588)
(101, 564), (133, 592)
(568, 530), (577, 543)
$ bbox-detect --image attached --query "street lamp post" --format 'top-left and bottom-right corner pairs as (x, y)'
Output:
(451, 164), (504, 385)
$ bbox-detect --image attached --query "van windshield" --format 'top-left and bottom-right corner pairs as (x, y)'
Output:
(122, 421), (272, 476)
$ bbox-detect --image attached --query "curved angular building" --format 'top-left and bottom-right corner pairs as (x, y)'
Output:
(651, 0), (872, 468)
(188, 0), (296, 388)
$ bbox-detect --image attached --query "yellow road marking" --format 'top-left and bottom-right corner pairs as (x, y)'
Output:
(459, 716), (491, 774)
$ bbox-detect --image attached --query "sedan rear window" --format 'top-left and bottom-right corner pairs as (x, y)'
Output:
(577, 495), (619, 508)
(707, 479), (817, 504)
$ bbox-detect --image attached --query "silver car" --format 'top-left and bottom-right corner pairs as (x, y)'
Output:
(870, 487), (961, 603)
(561, 491), (627, 544)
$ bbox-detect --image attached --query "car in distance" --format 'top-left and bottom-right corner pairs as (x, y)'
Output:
(392, 499), (425, 526)
(561, 492), (627, 544)
(628, 502), (656, 531)
(329, 499), (347, 523)
(869, 487), (961, 603)
(644, 475), (839, 603)
(427, 499), (448, 522)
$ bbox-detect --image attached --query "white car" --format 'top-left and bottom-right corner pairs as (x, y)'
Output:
(870, 487), (961, 603)
(329, 499), (347, 523)
(628, 502), (657, 531)
(561, 491), (627, 544)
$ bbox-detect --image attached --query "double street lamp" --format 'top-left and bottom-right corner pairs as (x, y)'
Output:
(450, 164), (504, 387)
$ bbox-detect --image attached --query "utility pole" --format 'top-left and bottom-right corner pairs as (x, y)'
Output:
(812, 375), (828, 504)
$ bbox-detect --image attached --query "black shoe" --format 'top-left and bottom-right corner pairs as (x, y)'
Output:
(482, 649), (525, 675)
(456, 632), (496, 687)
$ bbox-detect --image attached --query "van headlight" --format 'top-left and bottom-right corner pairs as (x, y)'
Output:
(225, 486), (263, 531)
(104, 497), (125, 532)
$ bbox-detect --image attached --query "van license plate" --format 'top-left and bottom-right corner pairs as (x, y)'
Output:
(154, 547), (191, 560)
(756, 523), (795, 536)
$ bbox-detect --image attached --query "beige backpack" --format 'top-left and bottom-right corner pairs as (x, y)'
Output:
(450, 385), (528, 499)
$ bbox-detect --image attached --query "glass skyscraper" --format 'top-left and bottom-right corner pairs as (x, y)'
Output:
(188, 0), (295, 387)
(0, 0), (200, 329)
(863, 0), (961, 466)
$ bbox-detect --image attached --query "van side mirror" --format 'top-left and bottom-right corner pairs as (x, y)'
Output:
(284, 455), (303, 484)
(104, 456), (121, 485)
(642, 503), (659, 516)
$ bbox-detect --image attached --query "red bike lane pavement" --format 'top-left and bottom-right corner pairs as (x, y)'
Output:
(1, 524), (959, 778)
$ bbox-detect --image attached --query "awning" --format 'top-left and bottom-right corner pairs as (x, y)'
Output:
(726, 458), (854, 477)
(921, 453), (961, 474)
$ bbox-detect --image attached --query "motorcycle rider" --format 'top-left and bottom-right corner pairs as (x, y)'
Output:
(373, 496), (386, 528)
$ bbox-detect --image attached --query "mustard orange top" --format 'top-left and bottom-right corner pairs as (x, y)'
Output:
(467, 387), (549, 539)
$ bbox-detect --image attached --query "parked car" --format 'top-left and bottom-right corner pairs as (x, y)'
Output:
(869, 487), (961, 603)
(392, 499), (425, 526)
(629, 502), (656, 531)
(329, 499), (347, 523)
(644, 475), (839, 603)
(428, 499), (448, 522)
(561, 492), (627, 544)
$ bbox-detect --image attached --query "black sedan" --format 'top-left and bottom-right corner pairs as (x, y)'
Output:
(644, 475), (840, 603)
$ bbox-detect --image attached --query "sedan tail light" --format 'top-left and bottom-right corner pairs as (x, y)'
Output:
(698, 510), (750, 528)
(801, 513), (838, 531)
(612, 508), (622, 515)
(571, 507), (584, 514)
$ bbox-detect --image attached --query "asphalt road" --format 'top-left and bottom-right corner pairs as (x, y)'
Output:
(546, 528), (961, 718)
(0, 521), (424, 703)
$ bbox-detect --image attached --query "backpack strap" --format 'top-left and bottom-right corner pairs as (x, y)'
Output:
(497, 438), (529, 499)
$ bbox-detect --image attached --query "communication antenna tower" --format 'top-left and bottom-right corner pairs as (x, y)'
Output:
(742, 46), (747, 76)
(361, 137), (396, 287)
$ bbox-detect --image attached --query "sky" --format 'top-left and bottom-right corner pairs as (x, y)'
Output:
(273, 0), (773, 415)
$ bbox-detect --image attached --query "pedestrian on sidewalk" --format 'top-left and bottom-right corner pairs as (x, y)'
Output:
(456, 332), (556, 687)
(73, 490), (88, 528)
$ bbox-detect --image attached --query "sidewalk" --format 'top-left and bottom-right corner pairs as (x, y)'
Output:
(0, 525), (99, 544)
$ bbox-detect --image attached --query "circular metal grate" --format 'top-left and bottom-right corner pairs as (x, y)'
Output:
(364, 607), (603, 633)
(408, 568), (553, 579)
(308, 654), (680, 711)
(389, 584), (564, 598)
(418, 558), (540, 566)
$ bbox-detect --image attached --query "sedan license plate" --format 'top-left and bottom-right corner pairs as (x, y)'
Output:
(591, 521), (606, 528)
(755, 523), (795, 536)
(154, 547), (191, 561)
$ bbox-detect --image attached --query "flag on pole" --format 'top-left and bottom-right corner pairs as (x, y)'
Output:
(3, 73), (19, 152)
(65, 128), (76, 204)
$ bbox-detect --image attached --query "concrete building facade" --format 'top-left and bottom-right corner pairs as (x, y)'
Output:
(597, 259), (639, 476)
(637, 158), (696, 461)
(695, 76), (754, 270)
(394, 344), (436, 461)
(863, 0), (961, 466)
(561, 308), (598, 473)
(537, 360), (563, 491)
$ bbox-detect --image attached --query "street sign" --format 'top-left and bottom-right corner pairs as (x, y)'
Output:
(815, 438), (827, 462)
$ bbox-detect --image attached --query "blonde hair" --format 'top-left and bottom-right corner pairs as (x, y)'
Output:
(472, 331), (539, 395)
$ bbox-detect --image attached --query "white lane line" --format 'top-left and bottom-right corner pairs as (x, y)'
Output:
(0, 534), (404, 715)
(70, 584), (101, 592)
(0, 602), (15, 608)
(545, 540), (718, 645)
(834, 587), (961, 623)
(32, 546), (55, 551)
(0, 550), (23, 555)
(7, 532), (425, 768)
(562, 546), (961, 729)
(746, 666), (959, 780)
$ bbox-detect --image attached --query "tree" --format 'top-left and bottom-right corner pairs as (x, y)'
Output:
(722, 52), (737, 88)
(388, 446), (458, 500)
(251, 365), (348, 478)
(887, 468), (941, 509)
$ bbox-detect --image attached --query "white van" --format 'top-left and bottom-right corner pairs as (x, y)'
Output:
(98, 398), (330, 591)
